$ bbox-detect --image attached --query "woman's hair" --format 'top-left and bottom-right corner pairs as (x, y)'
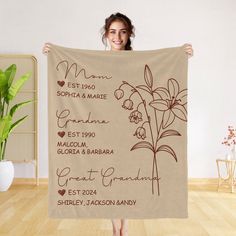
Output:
(101, 12), (135, 50)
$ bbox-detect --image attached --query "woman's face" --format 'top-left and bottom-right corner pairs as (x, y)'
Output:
(106, 20), (129, 51)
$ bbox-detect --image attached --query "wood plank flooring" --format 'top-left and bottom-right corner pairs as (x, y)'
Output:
(0, 184), (236, 236)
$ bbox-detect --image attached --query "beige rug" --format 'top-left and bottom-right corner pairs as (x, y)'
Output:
(48, 44), (188, 218)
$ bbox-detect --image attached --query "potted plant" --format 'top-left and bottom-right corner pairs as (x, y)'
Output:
(0, 64), (32, 191)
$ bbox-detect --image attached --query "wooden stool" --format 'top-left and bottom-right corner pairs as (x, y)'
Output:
(216, 159), (236, 193)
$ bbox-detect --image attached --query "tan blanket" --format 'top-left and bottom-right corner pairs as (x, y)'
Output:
(48, 44), (188, 218)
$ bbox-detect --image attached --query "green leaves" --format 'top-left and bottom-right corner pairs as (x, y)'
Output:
(1, 64), (31, 104)
(0, 70), (8, 97)
(8, 115), (28, 136)
(10, 100), (33, 117)
(0, 64), (31, 161)
(0, 115), (29, 142)
(0, 116), (12, 143)
(5, 64), (16, 87)
(7, 72), (30, 102)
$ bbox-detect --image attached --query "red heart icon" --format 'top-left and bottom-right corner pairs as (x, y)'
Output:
(57, 81), (65, 87)
(58, 189), (66, 196)
(58, 131), (65, 138)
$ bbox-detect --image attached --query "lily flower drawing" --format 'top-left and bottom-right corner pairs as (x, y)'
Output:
(114, 65), (187, 195)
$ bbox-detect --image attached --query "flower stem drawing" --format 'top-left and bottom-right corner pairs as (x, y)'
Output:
(114, 65), (187, 195)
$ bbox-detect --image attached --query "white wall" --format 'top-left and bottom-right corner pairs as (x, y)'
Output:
(1, 0), (235, 178)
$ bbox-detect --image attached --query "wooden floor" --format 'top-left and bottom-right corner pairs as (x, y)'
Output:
(0, 184), (236, 236)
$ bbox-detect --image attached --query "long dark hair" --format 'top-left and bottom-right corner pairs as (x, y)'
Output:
(101, 12), (135, 50)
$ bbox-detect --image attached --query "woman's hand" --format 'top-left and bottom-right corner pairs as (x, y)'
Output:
(183, 43), (193, 58)
(42, 42), (52, 55)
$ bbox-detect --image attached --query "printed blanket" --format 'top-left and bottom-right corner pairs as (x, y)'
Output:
(48, 44), (188, 218)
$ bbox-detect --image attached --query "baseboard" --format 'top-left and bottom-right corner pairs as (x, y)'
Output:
(12, 178), (48, 185)
(188, 178), (218, 185)
(12, 178), (219, 188)
(188, 178), (218, 190)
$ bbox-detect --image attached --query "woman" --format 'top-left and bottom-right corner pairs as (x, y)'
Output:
(43, 12), (193, 236)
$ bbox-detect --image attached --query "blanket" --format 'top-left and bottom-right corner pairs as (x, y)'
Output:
(48, 44), (188, 218)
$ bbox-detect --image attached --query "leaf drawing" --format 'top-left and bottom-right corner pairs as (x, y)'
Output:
(130, 141), (154, 152)
(159, 130), (181, 139)
(156, 145), (177, 162)
(144, 65), (153, 88)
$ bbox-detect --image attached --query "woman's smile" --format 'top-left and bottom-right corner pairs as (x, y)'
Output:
(106, 20), (129, 51)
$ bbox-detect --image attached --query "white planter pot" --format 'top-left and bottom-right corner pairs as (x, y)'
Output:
(0, 161), (14, 191)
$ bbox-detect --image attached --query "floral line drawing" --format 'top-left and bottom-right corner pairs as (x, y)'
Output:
(114, 65), (187, 195)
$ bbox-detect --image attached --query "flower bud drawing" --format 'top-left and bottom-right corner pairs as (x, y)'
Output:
(134, 127), (146, 140)
(114, 89), (124, 100)
(122, 99), (134, 110)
